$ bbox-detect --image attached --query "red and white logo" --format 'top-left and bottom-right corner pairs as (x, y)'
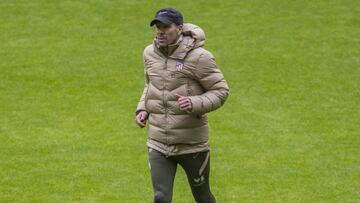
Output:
(175, 60), (184, 71)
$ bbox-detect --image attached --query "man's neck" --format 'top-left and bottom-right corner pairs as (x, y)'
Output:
(158, 35), (183, 56)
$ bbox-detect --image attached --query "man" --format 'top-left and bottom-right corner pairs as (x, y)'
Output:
(135, 8), (229, 203)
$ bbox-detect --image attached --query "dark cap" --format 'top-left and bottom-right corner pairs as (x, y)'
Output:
(150, 8), (183, 26)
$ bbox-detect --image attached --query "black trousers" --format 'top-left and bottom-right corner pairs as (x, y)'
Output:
(148, 148), (216, 203)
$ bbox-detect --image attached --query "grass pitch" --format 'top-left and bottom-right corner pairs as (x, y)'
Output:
(0, 0), (359, 202)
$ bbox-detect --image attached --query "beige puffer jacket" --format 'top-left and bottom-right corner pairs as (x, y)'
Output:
(136, 23), (229, 156)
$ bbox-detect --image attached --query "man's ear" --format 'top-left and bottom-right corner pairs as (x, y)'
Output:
(178, 25), (183, 34)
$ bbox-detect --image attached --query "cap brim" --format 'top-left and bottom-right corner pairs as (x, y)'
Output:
(150, 16), (173, 26)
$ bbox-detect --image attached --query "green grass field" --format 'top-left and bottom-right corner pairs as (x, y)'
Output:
(1, 0), (359, 202)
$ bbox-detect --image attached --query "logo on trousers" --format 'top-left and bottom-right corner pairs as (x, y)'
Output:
(193, 175), (205, 183)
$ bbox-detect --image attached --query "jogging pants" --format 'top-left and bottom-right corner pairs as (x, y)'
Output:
(148, 148), (216, 203)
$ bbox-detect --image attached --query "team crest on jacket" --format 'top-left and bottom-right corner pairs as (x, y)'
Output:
(175, 60), (184, 71)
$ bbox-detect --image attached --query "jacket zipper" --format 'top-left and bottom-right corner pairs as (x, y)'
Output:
(163, 57), (169, 157)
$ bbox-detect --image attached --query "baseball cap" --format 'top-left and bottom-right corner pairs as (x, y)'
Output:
(150, 8), (183, 26)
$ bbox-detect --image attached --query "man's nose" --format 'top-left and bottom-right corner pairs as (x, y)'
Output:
(157, 29), (165, 34)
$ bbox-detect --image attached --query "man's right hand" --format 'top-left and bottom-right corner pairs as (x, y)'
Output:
(135, 111), (149, 128)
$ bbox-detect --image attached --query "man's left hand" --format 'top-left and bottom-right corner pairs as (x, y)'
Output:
(176, 94), (192, 112)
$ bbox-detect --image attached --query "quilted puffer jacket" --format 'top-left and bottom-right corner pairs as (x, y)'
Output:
(136, 23), (229, 156)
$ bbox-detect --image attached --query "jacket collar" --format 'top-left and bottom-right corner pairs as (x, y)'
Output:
(153, 34), (195, 60)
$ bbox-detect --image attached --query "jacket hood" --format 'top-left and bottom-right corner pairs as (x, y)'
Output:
(153, 23), (206, 59)
(182, 23), (205, 48)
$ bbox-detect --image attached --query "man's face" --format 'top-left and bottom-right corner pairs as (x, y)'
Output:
(155, 22), (182, 47)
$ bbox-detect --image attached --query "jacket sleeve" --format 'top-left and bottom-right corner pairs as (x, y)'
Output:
(188, 51), (229, 115)
(135, 59), (149, 115)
